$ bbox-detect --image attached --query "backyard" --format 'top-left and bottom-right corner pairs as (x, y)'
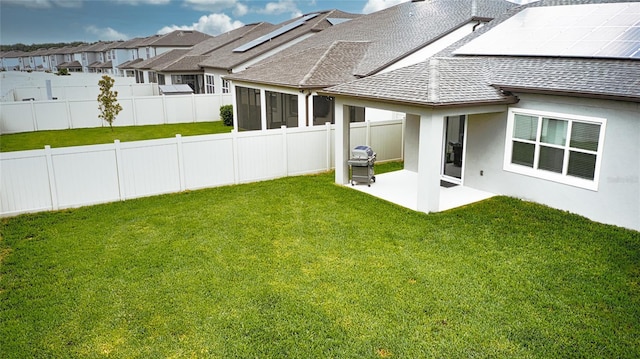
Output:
(0, 121), (232, 152)
(1, 163), (639, 358)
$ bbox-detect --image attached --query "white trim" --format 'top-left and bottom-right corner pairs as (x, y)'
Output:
(503, 108), (607, 191)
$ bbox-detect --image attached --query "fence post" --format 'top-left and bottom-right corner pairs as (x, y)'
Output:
(66, 99), (73, 129)
(114, 140), (126, 201)
(326, 122), (332, 171)
(30, 100), (38, 131)
(44, 145), (59, 211)
(401, 116), (406, 161)
(176, 134), (186, 191)
(191, 93), (197, 123)
(366, 119), (371, 146)
(282, 125), (288, 177)
(132, 97), (138, 126)
(232, 129), (239, 184)
(162, 95), (168, 124)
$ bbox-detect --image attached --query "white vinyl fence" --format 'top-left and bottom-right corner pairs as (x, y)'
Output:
(0, 93), (232, 134)
(0, 120), (403, 217)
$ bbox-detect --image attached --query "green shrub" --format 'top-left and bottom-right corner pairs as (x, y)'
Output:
(56, 68), (69, 76)
(220, 105), (233, 126)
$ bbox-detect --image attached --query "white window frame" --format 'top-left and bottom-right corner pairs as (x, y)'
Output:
(205, 74), (215, 94)
(503, 108), (606, 191)
(222, 78), (230, 94)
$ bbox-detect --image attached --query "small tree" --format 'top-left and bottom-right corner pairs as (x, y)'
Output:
(220, 104), (233, 126)
(97, 75), (122, 131)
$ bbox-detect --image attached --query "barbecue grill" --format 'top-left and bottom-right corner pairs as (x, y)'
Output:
(347, 145), (376, 186)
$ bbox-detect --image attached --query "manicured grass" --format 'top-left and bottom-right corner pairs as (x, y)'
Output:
(1, 164), (639, 358)
(0, 121), (233, 152)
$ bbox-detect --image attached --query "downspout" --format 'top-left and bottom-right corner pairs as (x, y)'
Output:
(305, 90), (312, 127)
(472, 20), (483, 31)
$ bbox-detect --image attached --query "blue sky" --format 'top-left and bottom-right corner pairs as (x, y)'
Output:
(0, 0), (412, 45)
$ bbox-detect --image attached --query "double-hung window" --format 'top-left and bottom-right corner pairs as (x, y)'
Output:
(222, 79), (230, 94)
(205, 74), (215, 94)
(504, 109), (606, 190)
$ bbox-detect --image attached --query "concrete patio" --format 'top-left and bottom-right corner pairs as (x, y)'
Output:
(347, 170), (495, 212)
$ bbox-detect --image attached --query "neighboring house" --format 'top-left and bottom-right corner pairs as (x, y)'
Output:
(151, 22), (271, 94)
(28, 48), (48, 71)
(83, 41), (113, 73)
(128, 30), (213, 85)
(0, 50), (24, 71)
(130, 49), (191, 85)
(47, 46), (70, 72)
(225, 0), (515, 131)
(197, 9), (359, 100)
(321, 0), (640, 231)
(110, 37), (146, 76)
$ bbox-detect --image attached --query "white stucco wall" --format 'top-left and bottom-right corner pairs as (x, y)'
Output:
(464, 94), (639, 231)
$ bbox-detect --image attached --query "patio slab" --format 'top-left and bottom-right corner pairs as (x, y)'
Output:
(346, 170), (495, 212)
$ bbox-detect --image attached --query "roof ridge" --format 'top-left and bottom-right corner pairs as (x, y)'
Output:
(300, 41), (370, 86)
(427, 58), (440, 103)
(300, 41), (341, 86)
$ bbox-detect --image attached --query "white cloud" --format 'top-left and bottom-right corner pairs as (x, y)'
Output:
(258, 0), (301, 17)
(85, 25), (128, 41)
(2, 0), (82, 8)
(182, 0), (248, 17)
(362, 0), (409, 14)
(233, 2), (248, 16)
(182, 0), (236, 12)
(157, 13), (244, 36)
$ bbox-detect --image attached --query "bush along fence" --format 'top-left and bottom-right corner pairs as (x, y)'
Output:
(0, 120), (404, 216)
(0, 93), (233, 134)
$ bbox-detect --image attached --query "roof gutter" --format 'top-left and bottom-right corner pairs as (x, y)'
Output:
(492, 84), (640, 104)
(317, 89), (518, 109)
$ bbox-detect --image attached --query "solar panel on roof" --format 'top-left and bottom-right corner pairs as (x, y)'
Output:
(453, 2), (640, 60)
(233, 13), (319, 53)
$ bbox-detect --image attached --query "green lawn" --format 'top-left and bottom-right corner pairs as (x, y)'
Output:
(1, 163), (639, 358)
(0, 121), (232, 152)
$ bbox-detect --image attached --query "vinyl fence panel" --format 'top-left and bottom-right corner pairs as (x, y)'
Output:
(1, 120), (403, 217)
(370, 120), (404, 161)
(181, 135), (235, 190)
(0, 94), (232, 134)
(286, 126), (331, 175)
(51, 145), (121, 207)
(33, 101), (69, 130)
(236, 131), (286, 183)
(69, 100), (101, 129)
(165, 96), (195, 124)
(132, 97), (165, 126)
(119, 139), (182, 199)
(0, 102), (35, 133)
(0, 151), (52, 215)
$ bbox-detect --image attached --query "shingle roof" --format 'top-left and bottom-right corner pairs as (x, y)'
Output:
(490, 57), (640, 101)
(226, 0), (514, 86)
(155, 55), (210, 72)
(118, 58), (143, 69)
(59, 61), (82, 68)
(322, 57), (516, 106)
(229, 41), (370, 88)
(187, 23), (267, 56)
(198, 10), (360, 71)
(323, 0), (640, 105)
(149, 30), (212, 47)
(152, 23), (268, 72)
(131, 49), (190, 70)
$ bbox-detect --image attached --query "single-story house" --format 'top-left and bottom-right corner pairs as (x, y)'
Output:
(225, 0), (516, 131)
(321, 0), (640, 231)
